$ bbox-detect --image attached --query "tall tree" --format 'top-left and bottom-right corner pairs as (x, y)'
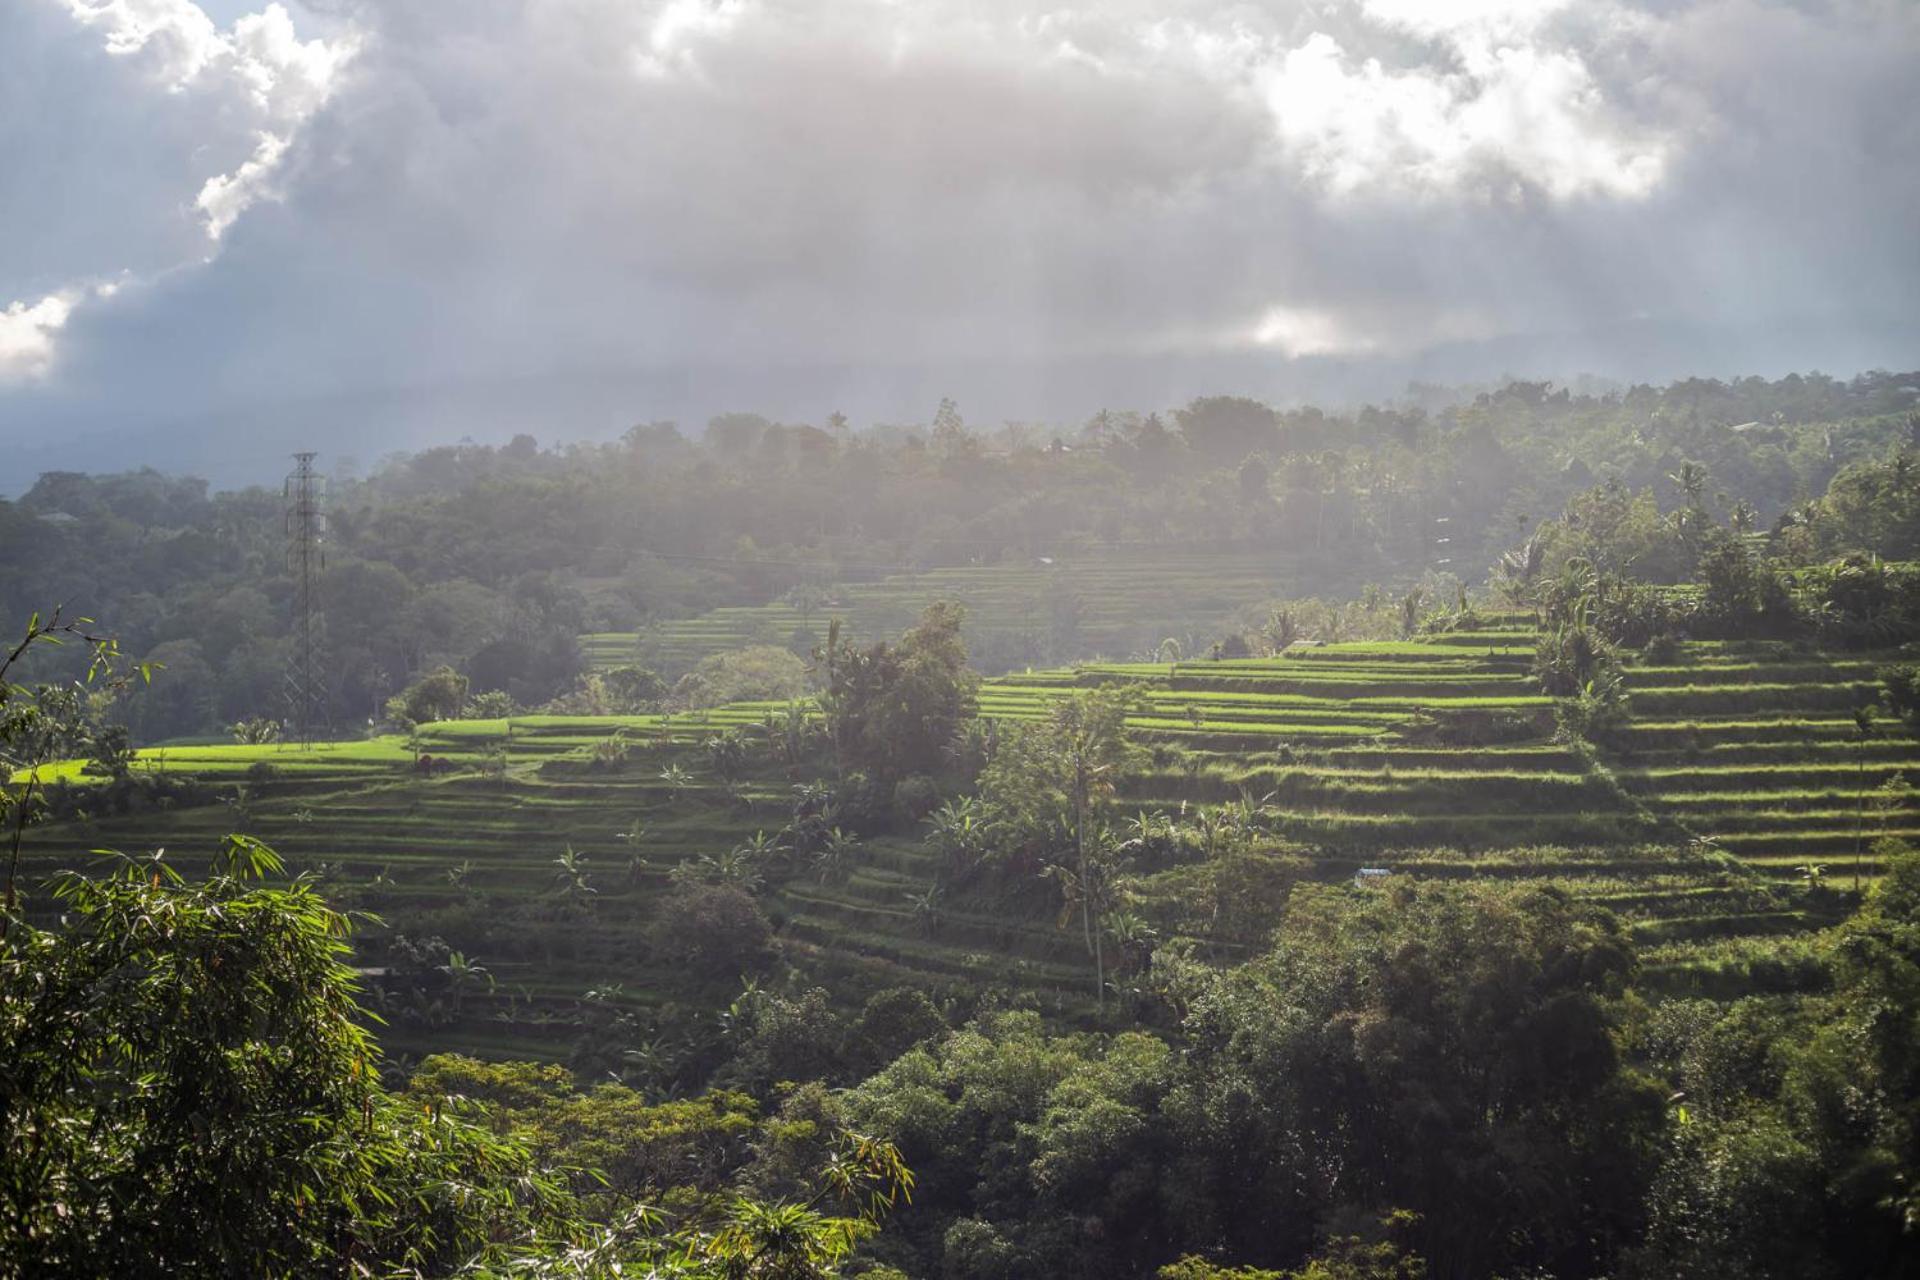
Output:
(817, 603), (979, 779)
(979, 685), (1144, 1008)
(1175, 396), (1279, 466)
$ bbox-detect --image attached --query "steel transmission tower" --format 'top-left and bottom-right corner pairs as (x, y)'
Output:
(284, 453), (329, 744)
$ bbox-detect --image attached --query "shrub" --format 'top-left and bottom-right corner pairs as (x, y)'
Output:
(647, 883), (773, 978)
(672, 645), (811, 710)
(849, 987), (948, 1071)
(463, 689), (518, 719)
(1882, 663), (1920, 736)
(829, 771), (890, 835)
(385, 665), (469, 728)
(1556, 668), (1631, 744)
(588, 734), (631, 769)
(943, 1217), (1022, 1280)
(37, 773), (216, 822)
(893, 774), (941, 824)
(1534, 624), (1618, 698)
(82, 725), (135, 780)
(230, 716), (282, 744)
(1642, 631), (1684, 665)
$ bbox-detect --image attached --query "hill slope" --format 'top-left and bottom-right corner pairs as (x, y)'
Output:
(16, 618), (1914, 1058)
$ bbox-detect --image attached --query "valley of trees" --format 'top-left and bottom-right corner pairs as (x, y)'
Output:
(2, 369), (1915, 742)
(4, 369), (1920, 1277)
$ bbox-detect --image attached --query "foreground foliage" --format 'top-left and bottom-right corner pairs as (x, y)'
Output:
(0, 842), (910, 1279)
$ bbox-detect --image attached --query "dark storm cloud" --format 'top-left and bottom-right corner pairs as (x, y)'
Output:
(3, 0), (1916, 484)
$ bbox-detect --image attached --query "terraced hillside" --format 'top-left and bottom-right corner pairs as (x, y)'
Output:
(1613, 645), (1919, 878)
(12, 714), (1105, 1062)
(582, 548), (1317, 674)
(14, 621), (1917, 1060)
(1018, 633), (1910, 846)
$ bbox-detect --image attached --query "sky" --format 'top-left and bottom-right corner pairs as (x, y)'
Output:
(3, 0), (1917, 486)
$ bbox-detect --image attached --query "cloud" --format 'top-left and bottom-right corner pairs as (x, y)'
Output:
(1358, 0), (1570, 42)
(2, 0), (1917, 477)
(59, 0), (347, 115)
(1261, 27), (1669, 200)
(196, 131), (291, 240)
(0, 0), (349, 378)
(0, 294), (75, 383)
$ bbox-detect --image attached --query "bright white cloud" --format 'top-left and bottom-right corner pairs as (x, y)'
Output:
(636, 0), (752, 78)
(1247, 298), (1500, 359)
(226, 4), (351, 119)
(59, 0), (225, 85)
(1251, 304), (1372, 358)
(60, 0), (345, 111)
(196, 130), (289, 239)
(1262, 26), (1667, 200)
(0, 294), (76, 383)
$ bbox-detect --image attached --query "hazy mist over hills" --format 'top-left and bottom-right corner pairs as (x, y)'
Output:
(3, 0), (1917, 485)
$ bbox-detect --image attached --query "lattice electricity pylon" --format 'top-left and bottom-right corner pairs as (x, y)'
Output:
(283, 452), (329, 744)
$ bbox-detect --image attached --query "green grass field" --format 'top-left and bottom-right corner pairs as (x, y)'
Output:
(13, 617), (1915, 1057)
(582, 548), (1323, 674)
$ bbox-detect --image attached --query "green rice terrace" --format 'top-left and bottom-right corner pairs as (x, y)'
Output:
(15, 616), (1916, 1061)
(582, 547), (1318, 674)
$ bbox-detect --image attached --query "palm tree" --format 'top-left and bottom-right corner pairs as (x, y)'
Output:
(1103, 910), (1158, 979)
(1117, 808), (1172, 867)
(810, 827), (858, 884)
(675, 841), (767, 894)
(1398, 586), (1427, 639)
(1046, 826), (1131, 1012)
(1263, 607), (1301, 655)
(1494, 532), (1548, 620)
(925, 797), (984, 880)
(551, 845), (597, 906)
(705, 730), (748, 782)
(904, 885), (942, 936)
(1667, 460), (1709, 508)
(1047, 698), (1139, 1011)
(1539, 556), (1601, 630)
(437, 950), (494, 1015)
(1227, 786), (1277, 833)
(762, 698), (813, 768)
(735, 828), (780, 864)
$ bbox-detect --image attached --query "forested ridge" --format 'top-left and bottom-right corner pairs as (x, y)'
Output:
(3, 369), (1915, 741)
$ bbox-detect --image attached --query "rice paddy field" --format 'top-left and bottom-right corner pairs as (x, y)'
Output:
(581, 548), (1318, 673)
(13, 615), (1917, 1059)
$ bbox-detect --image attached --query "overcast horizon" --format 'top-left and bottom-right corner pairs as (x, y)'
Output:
(4, 0), (1917, 487)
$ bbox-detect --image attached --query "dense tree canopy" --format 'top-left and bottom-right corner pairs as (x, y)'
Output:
(819, 603), (979, 780)
(3, 372), (1913, 742)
